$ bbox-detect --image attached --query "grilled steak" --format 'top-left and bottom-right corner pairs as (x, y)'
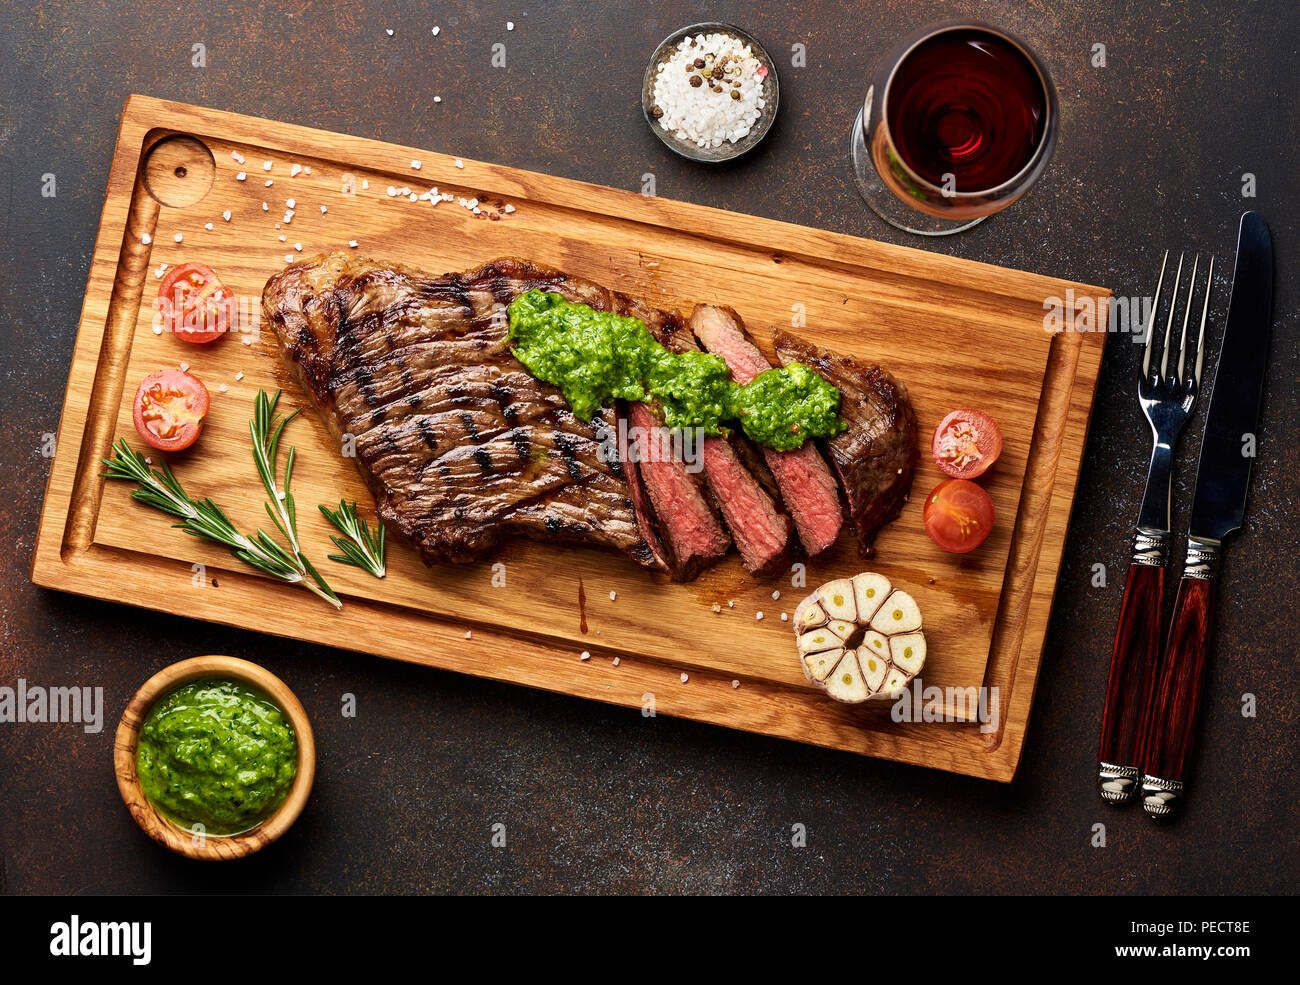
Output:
(663, 312), (796, 576)
(625, 401), (730, 579)
(773, 331), (918, 556)
(262, 252), (680, 570)
(690, 305), (845, 556)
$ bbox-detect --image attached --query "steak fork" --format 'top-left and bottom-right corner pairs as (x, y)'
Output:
(1097, 252), (1213, 805)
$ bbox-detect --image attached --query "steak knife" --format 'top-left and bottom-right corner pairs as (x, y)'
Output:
(1138, 211), (1274, 819)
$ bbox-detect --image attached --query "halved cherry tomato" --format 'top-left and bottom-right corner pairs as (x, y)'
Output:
(157, 262), (235, 343)
(932, 409), (1003, 479)
(132, 369), (210, 452)
(923, 478), (995, 554)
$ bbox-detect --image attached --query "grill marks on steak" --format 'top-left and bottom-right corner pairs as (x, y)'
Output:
(773, 330), (919, 556)
(264, 252), (916, 577)
(263, 252), (664, 569)
(690, 305), (845, 556)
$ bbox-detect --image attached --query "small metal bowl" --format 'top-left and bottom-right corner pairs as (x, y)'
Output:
(642, 22), (780, 163)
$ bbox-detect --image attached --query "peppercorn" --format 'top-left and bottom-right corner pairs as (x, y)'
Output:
(694, 58), (705, 68)
(652, 105), (664, 118)
(689, 75), (703, 88)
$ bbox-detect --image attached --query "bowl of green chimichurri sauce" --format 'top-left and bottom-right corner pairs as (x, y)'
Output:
(115, 656), (314, 860)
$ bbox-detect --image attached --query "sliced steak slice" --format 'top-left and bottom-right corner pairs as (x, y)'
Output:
(646, 311), (796, 577)
(263, 252), (673, 570)
(625, 400), (731, 580)
(773, 330), (918, 556)
(690, 305), (845, 556)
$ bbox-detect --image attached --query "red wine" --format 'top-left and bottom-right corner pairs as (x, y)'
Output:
(886, 28), (1047, 192)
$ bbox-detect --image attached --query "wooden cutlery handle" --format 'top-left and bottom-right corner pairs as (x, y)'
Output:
(1140, 560), (1219, 820)
(1097, 561), (1165, 804)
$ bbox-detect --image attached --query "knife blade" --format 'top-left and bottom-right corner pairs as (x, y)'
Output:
(1138, 211), (1274, 819)
(1186, 211), (1274, 544)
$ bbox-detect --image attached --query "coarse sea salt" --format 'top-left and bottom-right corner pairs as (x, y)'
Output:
(651, 32), (766, 148)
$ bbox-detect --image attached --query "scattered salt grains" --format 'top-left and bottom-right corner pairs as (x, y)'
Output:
(286, 198), (296, 209)
(203, 222), (213, 231)
(411, 160), (422, 170)
(579, 651), (591, 662)
(144, 456), (153, 465)
(290, 163), (302, 177)
(236, 172), (247, 181)
(680, 673), (689, 683)
(780, 612), (788, 622)
(154, 263), (167, 278)
(711, 602), (721, 613)
(728, 600), (735, 608)
(151, 323), (163, 335)
(294, 243), (302, 252)
(651, 32), (767, 148)
(454, 159), (464, 169)
(507, 21), (514, 31)
(732, 680), (740, 689)
(387, 186), (396, 197)
(385, 28), (394, 36)
(235, 371), (244, 381)
(433, 96), (442, 103)
(504, 204), (516, 213)
(755, 611), (764, 621)
(432, 26), (440, 36)
(320, 205), (328, 214)
(609, 590), (616, 601)
(262, 202), (269, 211)
(265, 180), (274, 187)
(362, 179), (369, 189)
(464, 630), (472, 640)
(408, 193), (418, 202)
(141, 233), (151, 245)
(222, 210), (231, 222)
(613, 657), (620, 667)
(218, 383), (228, 393)
(304, 166), (312, 175)
(771, 590), (780, 600)
(348, 239), (359, 248)
(278, 235), (287, 242)
(262, 160), (272, 171)
(173, 233), (183, 243)
(179, 361), (189, 372)
(284, 253), (295, 262)
(231, 150), (245, 164)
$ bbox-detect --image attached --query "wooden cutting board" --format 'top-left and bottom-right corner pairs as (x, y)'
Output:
(31, 96), (1108, 781)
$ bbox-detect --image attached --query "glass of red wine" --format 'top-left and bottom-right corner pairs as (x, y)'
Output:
(850, 22), (1058, 236)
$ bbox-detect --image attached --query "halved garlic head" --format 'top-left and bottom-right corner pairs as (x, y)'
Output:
(794, 573), (927, 703)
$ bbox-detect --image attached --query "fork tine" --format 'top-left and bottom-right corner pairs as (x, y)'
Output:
(1176, 254), (1200, 383)
(1143, 250), (1170, 379)
(1193, 255), (1214, 387)
(1159, 252), (1185, 380)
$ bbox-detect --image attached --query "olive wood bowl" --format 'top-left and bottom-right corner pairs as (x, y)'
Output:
(114, 655), (315, 861)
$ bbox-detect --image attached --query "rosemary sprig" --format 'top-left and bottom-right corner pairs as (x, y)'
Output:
(319, 500), (387, 578)
(100, 390), (341, 609)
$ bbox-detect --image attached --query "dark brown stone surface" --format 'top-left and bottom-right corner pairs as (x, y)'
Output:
(1, 1), (1296, 894)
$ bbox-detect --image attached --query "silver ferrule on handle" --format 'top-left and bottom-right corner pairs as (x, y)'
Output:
(1183, 536), (1222, 581)
(1132, 528), (1170, 567)
(1141, 774), (1184, 819)
(1099, 762), (1141, 804)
